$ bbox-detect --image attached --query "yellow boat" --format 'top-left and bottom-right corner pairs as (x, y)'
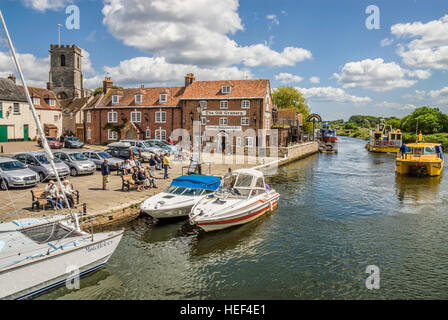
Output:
(365, 120), (402, 153)
(396, 143), (444, 176)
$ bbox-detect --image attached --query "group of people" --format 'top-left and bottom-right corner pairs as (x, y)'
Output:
(44, 179), (78, 210)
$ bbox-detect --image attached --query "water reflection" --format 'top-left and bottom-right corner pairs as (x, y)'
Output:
(395, 174), (441, 203)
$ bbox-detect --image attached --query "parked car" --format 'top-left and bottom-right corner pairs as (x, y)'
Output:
(63, 136), (84, 149)
(13, 152), (70, 182)
(120, 139), (161, 155)
(38, 137), (63, 149)
(54, 151), (96, 176)
(82, 150), (123, 170)
(146, 139), (177, 153)
(105, 142), (144, 162)
(0, 157), (39, 190)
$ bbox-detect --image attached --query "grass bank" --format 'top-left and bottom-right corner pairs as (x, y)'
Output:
(337, 127), (370, 140)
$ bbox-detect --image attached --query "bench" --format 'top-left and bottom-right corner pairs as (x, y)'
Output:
(31, 189), (49, 211)
(121, 174), (137, 191)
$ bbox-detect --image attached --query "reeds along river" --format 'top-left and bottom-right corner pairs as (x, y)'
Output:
(38, 137), (448, 299)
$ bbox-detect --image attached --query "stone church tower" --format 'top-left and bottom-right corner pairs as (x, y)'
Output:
(47, 44), (84, 99)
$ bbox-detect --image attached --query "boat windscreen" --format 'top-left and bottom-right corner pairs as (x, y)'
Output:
(234, 174), (254, 188)
(20, 223), (82, 244)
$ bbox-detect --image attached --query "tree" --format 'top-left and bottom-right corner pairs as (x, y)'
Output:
(92, 85), (124, 96)
(272, 87), (312, 132)
(400, 106), (448, 134)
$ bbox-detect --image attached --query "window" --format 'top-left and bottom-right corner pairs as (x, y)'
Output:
(86, 111), (91, 123)
(54, 115), (59, 122)
(131, 110), (141, 123)
(219, 118), (228, 126)
(33, 97), (40, 105)
(242, 100), (250, 109)
(108, 110), (118, 123)
(241, 117), (250, 126)
(199, 101), (207, 109)
(201, 117), (207, 125)
(155, 111), (166, 123)
(146, 128), (151, 139)
(135, 94), (143, 104)
(49, 99), (56, 107)
(13, 103), (20, 115)
(245, 137), (254, 147)
(220, 101), (228, 109)
(222, 85), (231, 94)
(155, 129), (166, 141)
(61, 55), (66, 67)
(108, 129), (118, 140)
(87, 128), (91, 140)
(112, 95), (119, 105)
(266, 103), (270, 112)
(159, 94), (167, 104)
(236, 136), (242, 146)
(265, 118), (270, 129)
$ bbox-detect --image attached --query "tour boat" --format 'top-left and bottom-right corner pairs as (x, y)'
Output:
(396, 143), (444, 177)
(365, 120), (402, 153)
(0, 10), (123, 299)
(317, 123), (338, 143)
(140, 175), (221, 219)
(189, 169), (280, 232)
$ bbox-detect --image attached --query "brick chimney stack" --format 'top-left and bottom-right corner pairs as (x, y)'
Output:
(8, 74), (16, 84)
(185, 73), (195, 87)
(103, 77), (113, 94)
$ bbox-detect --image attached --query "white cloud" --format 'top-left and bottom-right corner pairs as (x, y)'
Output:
(309, 76), (320, 84)
(85, 56), (252, 89)
(296, 86), (372, 104)
(409, 87), (448, 106)
(274, 72), (303, 84)
(0, 51), (49, 87)
(102, 0), (312, 68)
(391, 14), (448, 70)
(333, 58), (429, 92)
(376, 101), (417, 110)
(21, 0), (74, 12)
(380, 38), (394, 47)
(267, 14), (279, 26)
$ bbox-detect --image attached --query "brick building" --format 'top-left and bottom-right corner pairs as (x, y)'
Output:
(83, 74), (273, 149)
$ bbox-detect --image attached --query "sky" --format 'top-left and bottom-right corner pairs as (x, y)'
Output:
(0, 0), (447, 120)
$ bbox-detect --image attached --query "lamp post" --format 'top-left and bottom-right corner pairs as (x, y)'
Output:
(196, 104), (205, 174)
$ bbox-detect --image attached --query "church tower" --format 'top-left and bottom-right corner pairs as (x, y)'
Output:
(47, 44), (84, 99)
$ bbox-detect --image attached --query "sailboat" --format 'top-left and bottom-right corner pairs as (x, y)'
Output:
(0, 10), (123, 299)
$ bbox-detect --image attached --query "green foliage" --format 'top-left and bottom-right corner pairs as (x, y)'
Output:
(400, 106), (448, 134)
(272, 87), (312, 133)
(343, 122), (357, 130)
(348, 115), (383, 128)
(92, 85), (124, 96)
(103, 118), (128, 140)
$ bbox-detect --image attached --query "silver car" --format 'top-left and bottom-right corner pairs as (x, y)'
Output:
(120, 139), (162, 154)
(82, 150), (123, 170)
(0, 157), (39, 190)
(14, 152), (70, 182)
(54, 151), (96, 176)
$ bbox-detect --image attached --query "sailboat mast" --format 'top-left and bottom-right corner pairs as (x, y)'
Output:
(0, 10), (79, 228)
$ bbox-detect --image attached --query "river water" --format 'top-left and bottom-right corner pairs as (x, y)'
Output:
(39, 137), (448, 299)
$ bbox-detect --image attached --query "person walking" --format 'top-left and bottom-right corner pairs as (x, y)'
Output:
(163, 152), (171, 179)
(101, 158), (111, 190)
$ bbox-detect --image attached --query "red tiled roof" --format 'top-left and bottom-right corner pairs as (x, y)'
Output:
(181, 79), (269, 99)
(17, 86), (61, 110)
(96, 86), (185, 108)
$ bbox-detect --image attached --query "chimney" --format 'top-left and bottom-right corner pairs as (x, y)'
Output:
(8, 74), (16, 84)
(103, 76), (113, 94)
(185, 73), (195, 87)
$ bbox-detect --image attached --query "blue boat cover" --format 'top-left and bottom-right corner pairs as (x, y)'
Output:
(170, 175), (221, 190)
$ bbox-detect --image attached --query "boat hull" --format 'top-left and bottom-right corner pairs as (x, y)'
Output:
(0, 231), (123, 300)
(396, 159), (444, 176)
(141, 205), (193, 219)
(365, 144), (400, 153)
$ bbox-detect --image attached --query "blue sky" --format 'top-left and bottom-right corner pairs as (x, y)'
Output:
(0, 0), (447, 120)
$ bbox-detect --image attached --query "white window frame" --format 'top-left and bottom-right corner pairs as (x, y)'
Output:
(87, 127), (91, 140)
(242, 100), (250, 109)
(86, 111), (91, 123)
(220, 101), (228, 109)
(112, 95), (119, 105)
(199, 101), (207, 109)
(265, 118), (270, 129)
(33, 97), (40, 105)
(13, 103), (20, 115)
(159, 94), (167, 104)
(155, 129), (166, 141)
(245, 137), (254, 147)
(49, 99), (56, 107)
(241, 117), (250, 126)
(222, 85), (231, 94)
(155, 110), (166, 123)
(108, 129), (118, 140)
(108, 110), (118, 123)
(219, 117), (228, 126)
(201, 117), (207, 125)
(145, 127), (151, 139)
(131, 110), (141, 123)
(236, 136), (242, 147)
(135, 94), (143, 104)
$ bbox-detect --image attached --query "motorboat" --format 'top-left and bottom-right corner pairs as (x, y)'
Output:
(396, 142), (444, 177)
(189, 169), (280, 232)
(365, 120), (402, 153)
(140, 175), (221, 219)
(317, 123), (338, 143)
(0, 216), (123, 299)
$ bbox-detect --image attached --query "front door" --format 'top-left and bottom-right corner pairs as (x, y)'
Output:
(23, 125), (29, 141)
(0, 125), (7, 143)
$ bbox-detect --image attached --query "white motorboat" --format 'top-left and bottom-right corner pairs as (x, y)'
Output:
(189, 169), (280, 232)
(0, 10), (123, 299)
(140, 175), (221, 219)
(0, 216), (123, 300)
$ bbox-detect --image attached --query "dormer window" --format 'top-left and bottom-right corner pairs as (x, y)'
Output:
(222, 85), (231, 94)
(33, 97), (40, 105)
(135, 94), (143, 104)
(160, 94), (168, 104)
(49, 99), (56, 107)
(112, 95), (119, 105)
